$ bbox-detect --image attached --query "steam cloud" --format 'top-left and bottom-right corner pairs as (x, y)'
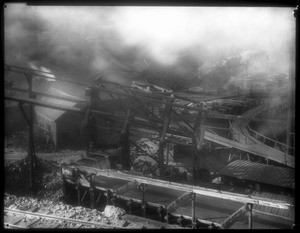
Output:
(4, 4), (295, 87)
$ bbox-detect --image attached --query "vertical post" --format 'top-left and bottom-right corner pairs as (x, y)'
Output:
(166, 143), (169, 166)
(193, 148), (199, 186)
(192, 193), (196, 229)
(62, 176), (67, 200)
(158, 141), (165, 179)
(76, 185), (81, 206)
(193, 104), (206, 186)
(247, 203), (253, 229)
(86, 86), (98, 156)
(25, 74), (36, 190)
(89, 176), (95, 209)
(246, 153), (250, 161)
(120, 110), (131, 171)
(159, 101), (172, 179)
(28, 104), (35, 189)
(141, 184), (146, 218)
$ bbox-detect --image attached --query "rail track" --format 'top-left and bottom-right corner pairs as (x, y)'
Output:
(4, 208), (128, 229)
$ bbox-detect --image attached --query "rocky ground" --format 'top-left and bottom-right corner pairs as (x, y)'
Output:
(4, 133), (181, 228)
(4, 151), (169, 228)
(4, 130), (193, 228)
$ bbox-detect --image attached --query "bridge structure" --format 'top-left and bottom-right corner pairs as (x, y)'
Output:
(5, 64), (294, 228)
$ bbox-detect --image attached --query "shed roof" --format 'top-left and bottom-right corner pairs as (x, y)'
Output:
(5, 78), (51, 107)
(35, 87), (78, 121)
(219, 160), (294, 189)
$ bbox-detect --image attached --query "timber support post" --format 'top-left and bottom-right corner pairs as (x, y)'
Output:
(22, 74), (36, 191)
(158, 141), (165, 179)
(141, 184), (146, 217)
(157, 206), (167, 222)
(105, 189), (113, 206)
(120, 110), (131, 171)
(127, 199), (134, 215)
(159, 100), (173, 179)
(193, 103), (206, 186)
(88, 174), (96, 209)
(76, 183), (81, 206)
(85, 86), (98, 156)
(247, 203), (253, 229)
(191, 192), (196, 229)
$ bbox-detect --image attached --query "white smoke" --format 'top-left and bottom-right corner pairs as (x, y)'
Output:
(28, 62), (56, 81)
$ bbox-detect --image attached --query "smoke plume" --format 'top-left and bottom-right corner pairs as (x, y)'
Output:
(4, 4), (296, 88)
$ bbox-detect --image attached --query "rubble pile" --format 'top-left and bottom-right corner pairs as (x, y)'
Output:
(129, 138), (189, 181)
(5, 157), (63, 201)
(6, 130), (29, 149)
(130, 138), (159, 177)
(4, 193), (142, 228)
(103, 205), (126, 218)
(5, 158), (31, 193)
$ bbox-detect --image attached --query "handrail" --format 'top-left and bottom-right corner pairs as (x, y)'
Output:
(231, 97), (294, 156)
(230, 125), (253, 145)
(243, 100), (295, 155)
(247, 125), (295, 155)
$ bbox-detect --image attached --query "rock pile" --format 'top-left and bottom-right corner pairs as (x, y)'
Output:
(4, 193), (139, 228)
(5, 157), (63, 201)
(6, 131), (29, 149)
(103, 205), (126, 219)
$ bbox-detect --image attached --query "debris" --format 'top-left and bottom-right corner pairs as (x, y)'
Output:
(102, 205), (126, 218)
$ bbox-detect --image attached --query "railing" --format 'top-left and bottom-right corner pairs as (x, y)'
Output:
(231, 126), (254, 145)
(247, 125), (295, 156)
(231, 97), (295, 155)
(241, 98), (295, 156)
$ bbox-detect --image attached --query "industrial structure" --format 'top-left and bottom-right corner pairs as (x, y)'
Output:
(4, 64), (295, 229)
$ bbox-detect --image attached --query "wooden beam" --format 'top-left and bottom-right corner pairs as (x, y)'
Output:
(5, 95), (83, 113)
(166, 192), (193, 213)
(5, 64), (88, 86)
(207, 113), (240, 120)
(204, 125), (230, 131)
(5, 86), (88, 104)
(171, 109), (194, 132)
(220, 204), (248, 229)
(71, 165), (292, 210)
(115, 180), (139, 195)
(94, 86), (203, 111)
(18, 103), (30, 125)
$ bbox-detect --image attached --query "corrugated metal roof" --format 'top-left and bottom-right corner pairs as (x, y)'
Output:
(35, 87), (78, 121)
(5, 79), (52, 107)
(219, 160), (294, 189)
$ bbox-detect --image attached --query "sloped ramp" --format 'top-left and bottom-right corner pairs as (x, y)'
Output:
(204, 131), (294, 168)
